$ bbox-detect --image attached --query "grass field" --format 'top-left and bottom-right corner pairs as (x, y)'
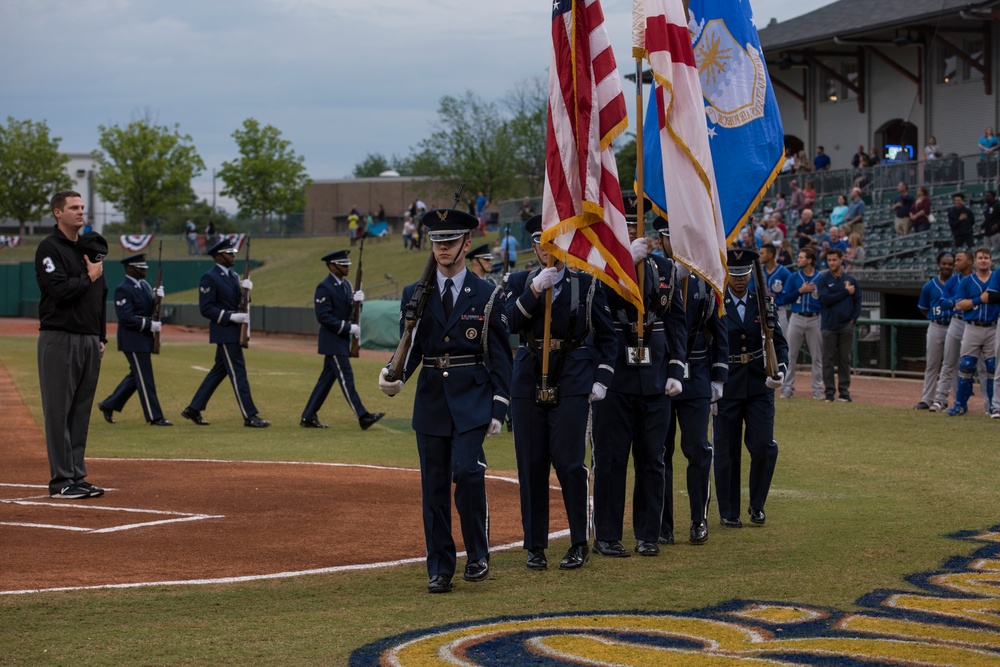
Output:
(1, 329), (999, 665)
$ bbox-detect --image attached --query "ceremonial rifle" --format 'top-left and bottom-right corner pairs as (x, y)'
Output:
(746, 221), (779, 379)
(349, 235), (365, 358)
(239, 236), (251, 349)
(501, 222), (511, 287)
(385, 183), (464, 382)
(151, 240), (163, 354)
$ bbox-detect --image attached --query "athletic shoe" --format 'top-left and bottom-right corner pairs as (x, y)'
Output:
(991, 409), (1000, 419)
(50, 485), (90, 499)
(78, 481), (105, 498)
(813, 394), (824, 400)
(837, 396), (852, 403)
(778, 393), (791, 400)
(913, 402), (930, 410)
(929, 402), (942, 412)
(946, 405), (967, 416)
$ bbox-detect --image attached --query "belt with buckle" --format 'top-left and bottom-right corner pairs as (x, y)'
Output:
(423, 354), (483, 369)
(793, 312), (820, 318)
(932, 319), (951, 326)
(532, 338), (566, 352)
(728, 349), (764, 364)
(968, 320), (996, 328)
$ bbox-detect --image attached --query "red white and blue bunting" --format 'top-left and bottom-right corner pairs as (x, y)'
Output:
(0, 235), (22, 249)
(119, 234), (155, 252)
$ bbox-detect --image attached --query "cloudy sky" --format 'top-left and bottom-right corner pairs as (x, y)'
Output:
(1, 0), (831, 211)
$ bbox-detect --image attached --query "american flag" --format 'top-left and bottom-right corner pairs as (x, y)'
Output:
(634, 0), (727, 302)
(541, 0), (641, 311)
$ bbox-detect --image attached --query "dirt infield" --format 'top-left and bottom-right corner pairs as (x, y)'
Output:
(0, 320), (557, 594)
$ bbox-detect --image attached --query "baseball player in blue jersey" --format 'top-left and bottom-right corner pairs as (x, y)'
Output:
(779, 247), (823, 399)
(932, 251), (975, 411)
(914, 253), (955, 410)
(982, 265), (1000, 417)
(944, 247), (997, 416)
(757, 242), (792, 334)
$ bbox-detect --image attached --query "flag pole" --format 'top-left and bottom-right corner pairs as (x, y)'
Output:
(634, 58), (647, 345)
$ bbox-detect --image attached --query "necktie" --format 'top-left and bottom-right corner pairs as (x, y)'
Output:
(230, 269), (241, 289)
(443, 279), (454, 318)
(737, 300), (746, 322)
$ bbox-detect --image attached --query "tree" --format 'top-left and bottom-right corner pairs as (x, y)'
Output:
(353, 152), (393, 178)
(93, 116), (204, 233)
(503, 76), (548, 196)
(0, 117), (73, 236)
(614, 133), (638, 193)
(218, 118), (311, 229)
(414, 91), (520, 204)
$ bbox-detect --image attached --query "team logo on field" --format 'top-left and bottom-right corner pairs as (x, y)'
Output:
(351, 524), (1000, 666)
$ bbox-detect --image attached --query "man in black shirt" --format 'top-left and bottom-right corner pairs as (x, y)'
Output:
(981, 191), (1000, 252)
(35, 191), (108, 499)
(948, 193), (976, 247)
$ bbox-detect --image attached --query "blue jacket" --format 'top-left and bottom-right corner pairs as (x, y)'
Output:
(396, 269), (512, 436)
(505, 268), (617, 398)
(720, 290), (788, 400)
(816, 270), (862, 330)
(781, 269), (822, 312)
(314, 272), (356, 356)
(199, 263), (244, 345)
(917, 277), (953, 323)
(114, 276), (156, 353)
(673, 275), (728, 401)
(604, 255), (688, 395)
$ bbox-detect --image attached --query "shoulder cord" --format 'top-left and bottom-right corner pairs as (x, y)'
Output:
(482, 284), (502, 359)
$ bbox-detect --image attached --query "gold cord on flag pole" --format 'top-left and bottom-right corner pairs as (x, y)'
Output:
(634, 58), (647, 345)
(540, 255), (555, 401)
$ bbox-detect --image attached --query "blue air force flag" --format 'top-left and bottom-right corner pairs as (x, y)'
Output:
(688, 0), (784, 243)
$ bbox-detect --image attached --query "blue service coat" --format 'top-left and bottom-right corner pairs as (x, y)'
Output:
(199, 264), (244, 344)
(673, 276), (728, 400)
(314, 272), (356, 356)
(719, 290), (789, 400)
(114, 277), (156, 353)
(398, 271), (512, 436)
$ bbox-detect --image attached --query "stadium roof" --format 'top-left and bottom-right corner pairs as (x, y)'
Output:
(758, 0), (1000, 51)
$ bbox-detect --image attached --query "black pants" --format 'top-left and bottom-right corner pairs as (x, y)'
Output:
(102, 351), (164, 422)
(822, 325), (854, 398)
(301, 354), (367, 421)
(189, 343), (259, 419)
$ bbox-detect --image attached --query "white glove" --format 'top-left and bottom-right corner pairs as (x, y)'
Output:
(765, 371), (785, 389)
(378, 367), (403, 396)
(241, 278), (253, 290)
(230, 312), (249, 324)
(350, 323), (361, 338)
(589, 382), (607, 402)
(486, 418), (502, 437)
(154, 286), (165, 298)
(531, 267), (559, 293)
(711, 402), (718, 417)
(664, 377), (683, 396)
(502, 272), (511, 285)
(630, 237), (650, 264)
(710, 381), (724, 403)
(150, 321), (162, 333)
(353, 290), (365, 303)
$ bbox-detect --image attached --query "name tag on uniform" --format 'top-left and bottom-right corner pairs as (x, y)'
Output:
(626, 346), (652, 366)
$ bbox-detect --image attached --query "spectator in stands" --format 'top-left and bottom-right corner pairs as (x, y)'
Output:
(844, 233), (865, 271)
(924, 136), (942, 161)
(811, 219), (831, 253)
(402, 215), (415, 251)
(817, 248), (862, 402)
(760, 216), (784, 245)
(778, 240), (794, 266)
(347, 207), (360, 247)
(795, 150), (812, 174)
(774, 192), (787, 220)
(475, 191), (489, 219)
(780, 247), (823, 400)
(377, 205), (386, 223)
(794, 209), (816, 250)
(980, 191), (1000, 252)
(948, 193), (976, 247)
(780, 148), (795, 174)
(910, 186), (932, 233)
(802, 180), (818, 212)
(813, 146), (831, 172)
(844, 188), (866, 238)
(762, 199), (774, 219)
(868, 146), (883, 166)
(518, 197), (535, 223)
(828, 226), (849, 254)
(978, 126), (999, 160)
(852, 154), (872, 189)
(891, 182), (916, 236)
(788, 180), (804, 225)
(851, 144), (867, 169)
(914, 252), (956, 410)
(829, 194), (849, 229)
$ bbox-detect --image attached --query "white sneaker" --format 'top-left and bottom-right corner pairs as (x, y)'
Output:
(929, 402), (942, 412)
(991, 409), (1000, 419)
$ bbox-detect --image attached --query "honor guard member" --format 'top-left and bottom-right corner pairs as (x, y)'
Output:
(97, 253), (171, 425)
(652, 217), (727, 545)
(505, 215), (617, 571)
(944, 247), (998, 416)
(592, 201), (687, 558)
(466, 243), (498, 286)
(714, 248), (788, 527)
(378, 208), (512, 594)
(300, 250), (385, 429)
(914, 252), (956, 410)
(182, 237), (270, 427)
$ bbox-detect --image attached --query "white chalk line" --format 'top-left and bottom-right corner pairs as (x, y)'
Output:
(1, 460), (567, 596)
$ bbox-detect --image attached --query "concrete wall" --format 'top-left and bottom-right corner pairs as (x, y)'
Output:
(303, 177), (457, 235)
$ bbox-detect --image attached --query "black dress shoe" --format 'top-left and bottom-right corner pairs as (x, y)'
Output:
(559, 542), (590, 570)
(300, 417), (329, 428)
(181, 407), (209, 425)
(526, 548), (547, 570)
(657, 531), (675, 545)
(635, 541), (660, 556)
(749, 507), (766, 525)
(593, 540), (630, 557)
(689, 522), (708, 544)
(427, 574), (453, 593)
(463, 558), (489, 582)
(149, 418), (173, 426)
(98, 403), (115, 424)
(721, 516), (743, 528)
(359, 411), (385, 430)
(244, 415), (271, 428)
